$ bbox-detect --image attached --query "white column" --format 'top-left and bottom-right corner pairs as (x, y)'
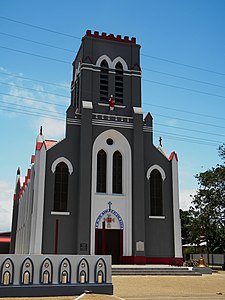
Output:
(29, 145), (46, 254)
(171, 153), (182, 258)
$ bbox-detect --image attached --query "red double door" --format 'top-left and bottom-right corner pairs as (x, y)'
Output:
(95, 228), (123, 264)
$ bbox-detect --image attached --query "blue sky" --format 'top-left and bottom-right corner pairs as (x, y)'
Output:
(0, 0), (225, 232)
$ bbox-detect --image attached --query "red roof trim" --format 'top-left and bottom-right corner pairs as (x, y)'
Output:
(44, 140), (57, 150)
(27, 169), (31, 179)
(169, 151), (178, 162)
(85, 30), (136, 44)
(25, 176), (28, 185)
(36, 140), (57, 151)
(144, 112), (151, 121)
(31, 155), (35, 164)
(36, 142), (43, 151)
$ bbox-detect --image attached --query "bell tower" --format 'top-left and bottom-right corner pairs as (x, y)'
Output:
(70, 30), (142, 117)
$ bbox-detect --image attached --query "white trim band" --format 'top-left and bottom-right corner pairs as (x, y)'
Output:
(133, 107), (143, 114)
(82, 101), (93, 109)
(98, 103), (126, 109)
(149, 216), (166, 219)
(51, 211), (71, 216)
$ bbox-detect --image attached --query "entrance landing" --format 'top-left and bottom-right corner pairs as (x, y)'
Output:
(112, 264), (202, 276)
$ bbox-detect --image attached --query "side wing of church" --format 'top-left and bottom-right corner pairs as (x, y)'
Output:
(10, 30), (182, 264)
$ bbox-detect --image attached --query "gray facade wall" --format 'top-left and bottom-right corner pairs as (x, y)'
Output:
(41, 31), (177, 259)
(144, 145), (174, 257)
(42, 118), (175, 257)
(42, 129), (80, 254)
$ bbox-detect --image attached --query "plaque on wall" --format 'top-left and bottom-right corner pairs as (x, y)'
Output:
(136, 241), (145, 252)
(80, 243), (88, 251)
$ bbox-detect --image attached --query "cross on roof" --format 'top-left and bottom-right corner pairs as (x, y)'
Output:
(159, 137), (162, 147)
(108, 201), (112, 210)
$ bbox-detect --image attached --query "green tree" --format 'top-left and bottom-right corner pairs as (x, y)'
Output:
(180, 209), (192, 245)
(188, 144), (225, 254)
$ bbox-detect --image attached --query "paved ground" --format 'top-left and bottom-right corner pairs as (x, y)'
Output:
(2, 271), (225, 300)
(112, 271), (225, 299)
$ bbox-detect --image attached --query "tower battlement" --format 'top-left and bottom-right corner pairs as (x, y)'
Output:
(85, 30), (136, 44)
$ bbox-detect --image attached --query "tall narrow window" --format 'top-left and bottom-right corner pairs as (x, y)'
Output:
(54, 162), (69, 211)
(100, 60), (109, 102)
(115, 62), (123, 104)
(74, 74), (80, 110)
(113, 151), (122, 194)
(150, 169), (163, 216)
(97, 150), (107, 193)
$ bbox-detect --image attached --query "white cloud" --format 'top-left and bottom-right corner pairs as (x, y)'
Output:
(166, 119), (178, 127)
(35, 117), (65, 140)
(179, 189), (196, 211)
(0, 180), (14, 232)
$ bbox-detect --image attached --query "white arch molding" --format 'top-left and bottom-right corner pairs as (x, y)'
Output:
(51, 157), (74, 175)
(90, 129), (132, 256)
(96, 54), (112, 68)
(112, 56), (128, 70)
(146, 164), (166, 181)
(96, 54), (128, 71)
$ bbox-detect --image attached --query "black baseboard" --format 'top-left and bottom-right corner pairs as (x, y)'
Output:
(0, 283), (113, 297)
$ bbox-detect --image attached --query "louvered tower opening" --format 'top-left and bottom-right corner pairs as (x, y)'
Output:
(100, 60), (109, 102)
(115, 62), (123, 104)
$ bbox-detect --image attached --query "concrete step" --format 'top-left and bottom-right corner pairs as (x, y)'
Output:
(112, 266), (202, 276)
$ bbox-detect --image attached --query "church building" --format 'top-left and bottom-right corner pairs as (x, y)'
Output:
(10, 30), (182, 264)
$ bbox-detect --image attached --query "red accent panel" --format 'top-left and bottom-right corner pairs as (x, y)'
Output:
(146, 257), (183, 266)
(119, 231), (123, 262)
(54, 219), (59, 255)
(0, 237), (11, 243)
(95, 229), (98, 254)
(102, 228), (106, 255)
(121, 256), (147, 265)
(121, 256), (183, 266)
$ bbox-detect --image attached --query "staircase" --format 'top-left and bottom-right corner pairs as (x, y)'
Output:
(112, 265), (202, 276)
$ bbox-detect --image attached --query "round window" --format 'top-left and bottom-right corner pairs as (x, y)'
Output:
(106, 138), (113, 145)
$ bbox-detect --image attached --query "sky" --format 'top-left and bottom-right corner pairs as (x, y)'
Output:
(0, 0), (224, 232)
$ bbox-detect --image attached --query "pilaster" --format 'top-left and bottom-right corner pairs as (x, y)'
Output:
(170, 152), (182, 258)
(77, 101), (93, 254)
(132, 107), (145, 256)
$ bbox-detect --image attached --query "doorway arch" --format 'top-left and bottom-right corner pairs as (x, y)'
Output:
(91, 129), (132, 258)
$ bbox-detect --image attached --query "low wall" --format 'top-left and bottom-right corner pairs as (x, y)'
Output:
(0, 254), (113, 297)
(187, 254), (225, 266)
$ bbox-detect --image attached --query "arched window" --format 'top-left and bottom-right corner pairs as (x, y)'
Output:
(113, 151), (122, 194)
(97, 150), (107, 193)
(150, 169), (163, 216)
(54, 162), (69, 211)
(100, 60), (109, 102)
(115, 62), (123, 104)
